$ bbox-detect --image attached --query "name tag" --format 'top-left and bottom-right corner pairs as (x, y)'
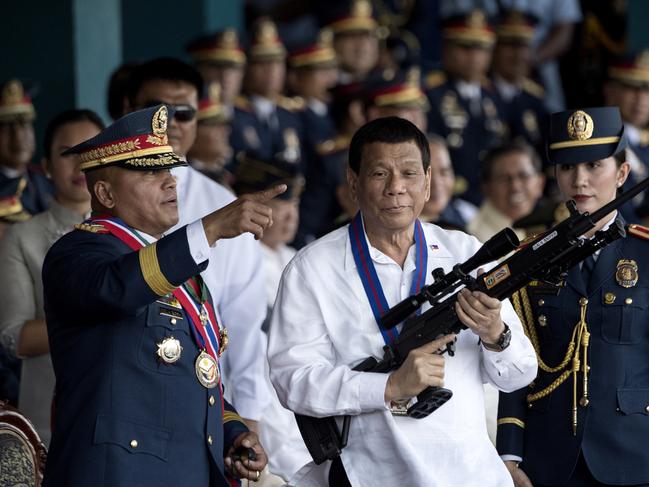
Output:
(159, 307), (183, 320)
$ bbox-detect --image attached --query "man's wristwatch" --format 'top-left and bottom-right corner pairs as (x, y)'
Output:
(481, 323), (511, 352)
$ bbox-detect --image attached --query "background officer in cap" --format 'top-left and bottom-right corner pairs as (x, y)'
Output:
(187, 83), (234, 187)
(425, 10), (508, 206)
(186, 28), (247, 109)
(323, 0), (381, 83)
(490, 11), (548, 154)
(498, 107), (649, 487)
(0, 79), (53, 217)
(605, 50), (649, 219)
(42, 105), (274, 486)
(229, 19), (305, 175)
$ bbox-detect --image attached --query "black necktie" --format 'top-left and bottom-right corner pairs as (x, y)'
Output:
(581, 254), (596, 291)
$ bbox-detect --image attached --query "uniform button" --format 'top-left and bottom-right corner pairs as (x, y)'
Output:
(538, 315), (547, 327)
(625, 297), (633, 305)
(604, 292), (616, 305)
(207, 435), (213, 445)
(209, 395), (215, 406)
(170, 318), (177, 325)
(130, 439), (138, 448)
(579, 297), (588, 306)
(538, 299), (545, 306)
(645, 405), (649, 413)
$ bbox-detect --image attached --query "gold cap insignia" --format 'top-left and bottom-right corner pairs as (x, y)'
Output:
(221, 28), (238, 48)
(352, 0), (372, 18)
(258, 20), (278, 43)
(567, 110), (594, 141)
(616, 259), (639, 288)
(636, 50), (649, 69)
(208, 83), (221, 103)
(152, 105), (168, 137)
(318, 28), (334, 47)
(467, 10), (487, 28)
(2, 79), (24, 104)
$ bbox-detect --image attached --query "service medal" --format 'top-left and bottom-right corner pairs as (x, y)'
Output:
(219, 328), (229, 356)
(616, 259), (639, 288)
(156, 336), (183, 364)
(195, 351), (219, 388)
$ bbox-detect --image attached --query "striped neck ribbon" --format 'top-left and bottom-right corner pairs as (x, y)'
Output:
(348, 212), (428, 345)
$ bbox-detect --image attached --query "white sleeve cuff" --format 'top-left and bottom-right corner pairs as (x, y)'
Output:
(186, 220), (212, 265)
(500, 454), (522, 463)
(358, 372), (390, 411)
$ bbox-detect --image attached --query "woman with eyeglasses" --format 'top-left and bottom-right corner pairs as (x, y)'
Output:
(0, 109), (104, 445)
(498, 107), (649, 487)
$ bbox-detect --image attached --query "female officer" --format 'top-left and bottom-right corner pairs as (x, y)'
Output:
(497, 106), (649, 487)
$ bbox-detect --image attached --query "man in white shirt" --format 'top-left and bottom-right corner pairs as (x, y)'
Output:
(268, 116), (537, 486)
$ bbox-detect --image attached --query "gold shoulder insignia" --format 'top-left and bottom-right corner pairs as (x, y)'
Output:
(522, 78), (545, 99)
(234, 95), (252, 112)
(316, 135), (350, 156)
(74, 223), (108, 234)
(628, 224), (649, 241)
(276, 95), (306, 112)
(639, 129), (649, 147)
(424, 71), (447, 90)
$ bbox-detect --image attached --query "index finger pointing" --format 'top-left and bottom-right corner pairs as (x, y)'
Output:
(248, 184), (287, 202)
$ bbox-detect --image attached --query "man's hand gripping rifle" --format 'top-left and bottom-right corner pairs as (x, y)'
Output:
(295, 176), (649, 465)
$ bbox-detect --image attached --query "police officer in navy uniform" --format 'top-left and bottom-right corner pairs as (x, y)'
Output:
(497, 107), (649, 487)
(425, 10), (508, 206)
(605, 50), (649, 220)
(287, 29), (339, 166)
(229, 19), (305, 176)
(42, 105), (275, 487)
(491, 11), (548, 154)
(0, 79), (53, 216)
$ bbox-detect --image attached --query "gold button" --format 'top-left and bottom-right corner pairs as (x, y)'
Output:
(170, 318), (177, 325)
(538, 315), (547, 327)
(604, 292), (616, 305)
(209, 395), (215, 406)
(538, 299), (545, 306)
(625, 297), (633, 305)
(579, 297), (588, 306)
(130, 439), (138, 448)
(579, 397), (590, 407)
(207, 435), (213, 445)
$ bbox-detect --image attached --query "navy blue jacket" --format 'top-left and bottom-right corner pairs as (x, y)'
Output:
(425, 77), (507, 205)
(42, 225), (247, 487)
(498, 227), (649, 485)
(228, 96), (305, 174)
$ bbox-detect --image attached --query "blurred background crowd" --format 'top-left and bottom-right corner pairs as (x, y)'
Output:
(1, 0), (648, 483)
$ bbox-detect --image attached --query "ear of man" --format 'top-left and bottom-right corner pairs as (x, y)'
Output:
(86, 167), (117, 211)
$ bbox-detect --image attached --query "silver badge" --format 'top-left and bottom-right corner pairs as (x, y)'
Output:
(156, 336), (183, 364)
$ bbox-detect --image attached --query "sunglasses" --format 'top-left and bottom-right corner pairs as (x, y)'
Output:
(141, 101), (197, 122)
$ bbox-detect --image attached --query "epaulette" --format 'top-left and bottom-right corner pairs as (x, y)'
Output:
(233, 95), (252, 112)
(276, 95), (306, 112)
(639, 129), (649, 147)
(75, 223), (109, 234)
(522, 78), (545, 99)
(628, 223), (649, 241)
(316, 135), (350, 157)
(424, 71), (447, 90)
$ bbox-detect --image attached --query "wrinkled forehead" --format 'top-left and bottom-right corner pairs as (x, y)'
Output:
(359, 141), (424, 168)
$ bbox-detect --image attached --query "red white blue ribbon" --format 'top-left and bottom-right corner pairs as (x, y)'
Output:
(348, 212), (428, 345)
